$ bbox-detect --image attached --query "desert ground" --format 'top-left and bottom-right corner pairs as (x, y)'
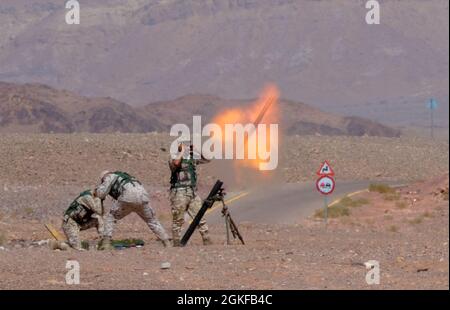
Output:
(0, 133), (448, 289)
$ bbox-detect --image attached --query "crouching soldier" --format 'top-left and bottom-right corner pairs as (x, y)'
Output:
(62, 189), (104, 251)
(95, 171), (170, 250)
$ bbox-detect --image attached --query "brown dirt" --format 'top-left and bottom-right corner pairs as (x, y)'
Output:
(0, 134), (448, 289)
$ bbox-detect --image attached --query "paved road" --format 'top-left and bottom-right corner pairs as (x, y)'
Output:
(204, 180), (374, 225)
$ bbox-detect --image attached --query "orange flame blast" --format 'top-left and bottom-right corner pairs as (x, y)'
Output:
(212, 84), (280, 174)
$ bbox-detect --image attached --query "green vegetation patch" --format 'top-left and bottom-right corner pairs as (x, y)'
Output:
(315, 205), (350, 219)
(369, 183), (395, 194)
(314, 195), (370, 219)
(81, 240), (90, 250)
(383, 192), (401, 201)
(339, 196), (370, 208)
(395, 201), (407, 209)
(408, 216), (423, 225)
(0, 231), (6, 246)
(442, 190), (448, 201)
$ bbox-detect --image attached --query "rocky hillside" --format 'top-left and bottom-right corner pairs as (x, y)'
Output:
(138, 94), (401, 137)
(0, 82), (400, 137)
(0, 82), (162, 133)
(0, 0), (447, 129)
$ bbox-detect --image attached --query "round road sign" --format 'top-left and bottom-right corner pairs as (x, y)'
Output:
(316, 176), (335, 195)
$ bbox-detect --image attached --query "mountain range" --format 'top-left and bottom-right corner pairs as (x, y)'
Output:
(0, 0), (448, 130)
(0, 81), (400, 137)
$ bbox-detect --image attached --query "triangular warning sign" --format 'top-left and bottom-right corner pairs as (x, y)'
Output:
(317, 161), (335, 176)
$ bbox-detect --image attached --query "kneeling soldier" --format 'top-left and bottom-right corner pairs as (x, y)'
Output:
(62, 189), (104, 251)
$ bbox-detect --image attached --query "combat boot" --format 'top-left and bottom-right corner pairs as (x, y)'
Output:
(97, 237), (113, 251)
(49, 240), (69, 251)
(202, 236), (213, 246)
(161, 239), (171, 248)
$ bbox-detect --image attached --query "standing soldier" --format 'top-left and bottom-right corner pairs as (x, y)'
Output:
(62, 189), (104, 251)
(95, 171), (170, 250)
(169, 141), (212, 247)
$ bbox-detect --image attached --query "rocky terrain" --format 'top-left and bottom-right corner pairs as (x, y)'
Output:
(0, 160), (448, 289)
(0, 133), (447, 289)
(0, 133), (447, 209)
(0, 132), (445, 250)
(0, 82), (400, 137)
(0, 133), (446, 220)
(0, 208), (447, 290)
(0, 82), (162, 133)
(138, 93), (401, 137)
(0, 0), (448, 130)
(281, 135), (448, 182)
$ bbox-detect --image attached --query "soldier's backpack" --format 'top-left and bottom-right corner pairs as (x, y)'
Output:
(65, 190), (94, 224)
(170, 158), (197, 189)
(109, 171), (141, 200)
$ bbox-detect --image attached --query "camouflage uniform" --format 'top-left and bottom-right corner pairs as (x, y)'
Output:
(169, 151), (211, 246)
(62, 190), (104, 250)
(96, 172), (169, 245)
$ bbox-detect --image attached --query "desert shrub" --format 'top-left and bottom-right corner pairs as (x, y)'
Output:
(388, 225), (398, 233)
(384, 215), (393, 221)
(409, 216), (423, 225)
(442, 190), (449, 201)
(422, 211), (433, 218)
(369, 183), (394, 194)
(0, 231), (6, 246)
(388, 225), (398, 232)
(384, 192), (400, 201)
(24, 207), (34, 216)
(315, 205), (350, 218)
(339, 196), (370, 208)
(395, 201), (407, 209)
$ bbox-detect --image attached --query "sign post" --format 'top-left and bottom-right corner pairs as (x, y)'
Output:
(316, 161), (336, 226)
(427, 98), (438, 139)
